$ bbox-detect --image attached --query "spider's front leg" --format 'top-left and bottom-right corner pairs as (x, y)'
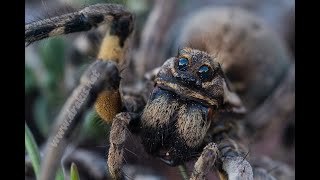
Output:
(190, 138), (253, 180)
(216, 137), (253, 180)
(190, 143), (219, 180)
(107, 112), (140, 180)
(39, 60), (121, 180)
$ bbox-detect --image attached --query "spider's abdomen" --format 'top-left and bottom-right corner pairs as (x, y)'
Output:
(141, 87), (212, 166)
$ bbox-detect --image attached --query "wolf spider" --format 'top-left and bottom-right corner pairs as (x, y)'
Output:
(25, 2), (294, 180)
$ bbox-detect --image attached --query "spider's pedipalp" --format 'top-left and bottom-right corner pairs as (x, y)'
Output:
(25, 3), (131, 45)
(108, 112), (140, 180)
(190, 143), (219, 180)
(215, 137), (253, 180)
(94, 11), (134, 125)
(219, 156), (253, 180)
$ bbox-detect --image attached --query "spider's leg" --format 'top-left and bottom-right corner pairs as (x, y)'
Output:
(252, 168), (276, 180)
(40, 60), (120, 180)
(250, 156), (294, 180)
(25, 3), (131, 45)
(122, 94), (146, 113)
(189, 139), (253, 180)
(94, 11), (134, 124)
(108, 112), (140, 180)
(190, 143), (219, 180)
(25, 3), (134, 124)
(216, 137), (253, 180)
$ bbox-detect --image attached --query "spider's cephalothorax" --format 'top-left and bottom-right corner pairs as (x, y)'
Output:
(141, 47), (244, 166)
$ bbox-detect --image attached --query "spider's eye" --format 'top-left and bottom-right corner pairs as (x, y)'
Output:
(178, 58), (189, 71)
(197, 65), (211, 81)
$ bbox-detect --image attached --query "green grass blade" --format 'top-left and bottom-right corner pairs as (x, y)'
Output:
(70, 162), (80, 180)
(55, 168), (64, 180)
(25, 123), (41, 180)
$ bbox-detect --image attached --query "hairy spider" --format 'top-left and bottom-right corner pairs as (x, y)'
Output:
(25, 2), (294, 180)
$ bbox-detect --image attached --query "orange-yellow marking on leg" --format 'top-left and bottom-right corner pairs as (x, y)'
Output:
(95, 90), (122, 124)
(95, 34), (125, 124)
(97, 35), (124, 64)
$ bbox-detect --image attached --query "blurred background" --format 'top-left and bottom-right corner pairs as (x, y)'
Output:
(25, 0), (295, 179)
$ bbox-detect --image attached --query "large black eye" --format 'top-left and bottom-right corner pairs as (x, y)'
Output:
(197, 65), (211, 80)
(178, 58), (189, 71)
